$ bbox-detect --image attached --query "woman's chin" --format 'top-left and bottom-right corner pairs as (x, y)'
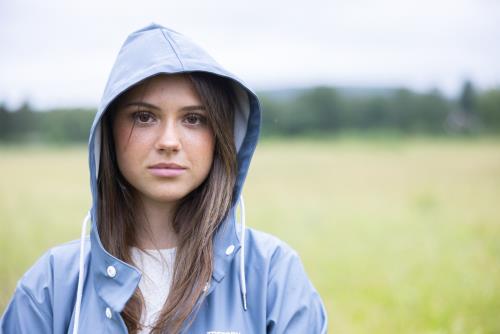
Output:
(144, 191), (190, 205)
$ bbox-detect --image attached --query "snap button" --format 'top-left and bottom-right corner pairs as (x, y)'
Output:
(225, 245), (235, 255)
(105, 307), (112, 319)
(106, 265), (117, 278)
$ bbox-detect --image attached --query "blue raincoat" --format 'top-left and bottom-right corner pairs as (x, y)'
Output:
(0, 23), (328, 333)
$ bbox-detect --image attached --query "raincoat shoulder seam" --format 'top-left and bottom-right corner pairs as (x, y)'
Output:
(245, 228), (300, 282)
(267, 245), (300, 283)
(16, 282), (53, 321)
(52, 237), (85, 249)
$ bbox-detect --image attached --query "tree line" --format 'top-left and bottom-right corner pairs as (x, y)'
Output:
(260, 81), (500, 137)
(1, 81), (499, 143)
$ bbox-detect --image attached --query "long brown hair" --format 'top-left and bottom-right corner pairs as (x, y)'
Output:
(97, 72), (238, 333)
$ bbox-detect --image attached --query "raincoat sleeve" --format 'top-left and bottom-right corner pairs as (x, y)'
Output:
(266, 246), (328, 334)
(0, 252), (53, 334)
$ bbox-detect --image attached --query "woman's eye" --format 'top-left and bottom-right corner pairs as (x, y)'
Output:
(133, 111), (155, 124)
(184, 114), (206, 125)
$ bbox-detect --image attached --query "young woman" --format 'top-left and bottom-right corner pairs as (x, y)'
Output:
(1, 23), (327, 333)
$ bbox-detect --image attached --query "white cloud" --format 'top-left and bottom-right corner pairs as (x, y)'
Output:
(0, 0), (499, 108)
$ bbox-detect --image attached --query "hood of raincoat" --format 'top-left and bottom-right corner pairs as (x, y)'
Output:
(81, 22), (261, 320)
(89, 23), (260, 206)
(89, 22), (260, 225)
(91, 25), (260, 244)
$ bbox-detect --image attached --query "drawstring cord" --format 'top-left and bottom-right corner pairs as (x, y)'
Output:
(239, 195), (247, 311)
(72, 195), (248, 333)
(73, 211), (90, 334)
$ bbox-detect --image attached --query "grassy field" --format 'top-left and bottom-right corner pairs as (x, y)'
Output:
(1, 137), (499, 333)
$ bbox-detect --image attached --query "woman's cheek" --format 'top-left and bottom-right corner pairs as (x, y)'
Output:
(121, 126), (156, 152)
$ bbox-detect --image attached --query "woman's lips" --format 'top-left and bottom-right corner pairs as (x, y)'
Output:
(148, 163), (186, 177)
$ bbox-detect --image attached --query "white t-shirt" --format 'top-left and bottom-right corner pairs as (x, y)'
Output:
(130, 246), (176, 333)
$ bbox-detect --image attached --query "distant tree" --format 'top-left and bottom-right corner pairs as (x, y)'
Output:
(13, 101), (37, 141)
(390, 89), (418, 133)
(259, 95), (287, 136)
(446, 80), (480, 133)
(460, 80), (477, 115)
(477, 88), (500, 133)
(40, 108), (94, 142)
(290, 86), (341, 134)
(0, 103), (11, 140)
(359, 96), (391, 130)
(415, 90), (450, 134)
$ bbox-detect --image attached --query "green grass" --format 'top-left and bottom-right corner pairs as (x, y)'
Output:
(1, 138), (500, 333)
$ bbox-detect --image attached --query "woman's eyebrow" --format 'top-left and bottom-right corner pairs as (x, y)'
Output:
(123, 101), (160, 110)
(122, 102), (206, 112)
(180, 105), (206, 112)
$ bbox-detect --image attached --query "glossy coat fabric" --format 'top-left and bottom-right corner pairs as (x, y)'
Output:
(0, 23), (328, 334)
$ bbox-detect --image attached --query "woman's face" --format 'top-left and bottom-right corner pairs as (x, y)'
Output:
(112, 74), (215, 206)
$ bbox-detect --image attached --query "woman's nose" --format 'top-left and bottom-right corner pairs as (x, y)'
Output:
(155, 120), (181, 152)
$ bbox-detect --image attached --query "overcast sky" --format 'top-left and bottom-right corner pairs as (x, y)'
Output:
(1, 0), (499, 109)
